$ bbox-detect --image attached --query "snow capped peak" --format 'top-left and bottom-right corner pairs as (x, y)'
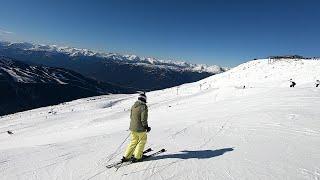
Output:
(123, 54), (139, 61)
(59, 47), (97, 57)
(7, 42), (34, 49)
(145, 57), (158, 64)
(26, 44), (98, 57)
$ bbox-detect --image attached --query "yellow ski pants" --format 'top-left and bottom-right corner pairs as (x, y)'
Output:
(124, 131), (147, 160)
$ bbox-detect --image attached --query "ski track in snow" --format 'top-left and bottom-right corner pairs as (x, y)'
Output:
(1, 59), (320, 180)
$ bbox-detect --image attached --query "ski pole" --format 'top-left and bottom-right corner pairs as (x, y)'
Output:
(106, 132), (130, 163)
(124, 131), (147, 158)
(115, 132), (147, 170)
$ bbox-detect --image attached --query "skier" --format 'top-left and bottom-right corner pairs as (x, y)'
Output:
(121, 93), (151, 163)
(289, 79), (296, 87)
(316, 80), (320, 87)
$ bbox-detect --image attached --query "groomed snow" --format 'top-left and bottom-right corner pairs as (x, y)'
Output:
(0, 59), (320, 180)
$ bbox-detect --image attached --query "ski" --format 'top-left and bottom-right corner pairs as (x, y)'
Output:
(106, 148), (153, 168)
(112, 149), (166, 169)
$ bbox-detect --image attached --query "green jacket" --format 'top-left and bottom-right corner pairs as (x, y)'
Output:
(129, 100), (148, 132)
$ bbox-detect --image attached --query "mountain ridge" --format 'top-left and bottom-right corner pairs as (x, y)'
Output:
(0, 56), (135, 116)
(0, 41), (227, 73)
(0, 41), (226, 91)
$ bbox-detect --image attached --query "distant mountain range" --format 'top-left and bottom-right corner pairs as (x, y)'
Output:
(0, 56), (135, 116)
(0, 41), (227, 90)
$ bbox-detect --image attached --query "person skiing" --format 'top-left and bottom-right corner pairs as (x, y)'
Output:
(316, 80), (320, 87)
(289, 79), (296, 87)
(121, 92), (151, 163)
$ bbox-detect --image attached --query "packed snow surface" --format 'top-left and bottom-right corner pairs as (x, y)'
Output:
(0, 59), (320, 180)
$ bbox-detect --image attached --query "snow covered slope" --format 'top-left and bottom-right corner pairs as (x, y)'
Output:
(0, 59), (319, 180)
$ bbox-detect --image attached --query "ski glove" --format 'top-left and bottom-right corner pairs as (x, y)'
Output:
(145, 126), (151, 132)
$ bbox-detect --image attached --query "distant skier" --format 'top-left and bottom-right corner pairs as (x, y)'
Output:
(121, 93), (151, 163)
(289, 79), (296, 88)
(316, 80), (320, 87)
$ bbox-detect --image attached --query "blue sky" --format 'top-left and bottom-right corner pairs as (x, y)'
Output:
(0, 0), (320, 67)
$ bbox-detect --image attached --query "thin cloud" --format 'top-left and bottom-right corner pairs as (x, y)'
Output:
(0, 28), (14, 35)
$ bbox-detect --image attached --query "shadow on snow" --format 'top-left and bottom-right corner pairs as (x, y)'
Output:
(146, 147), (234, 161)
